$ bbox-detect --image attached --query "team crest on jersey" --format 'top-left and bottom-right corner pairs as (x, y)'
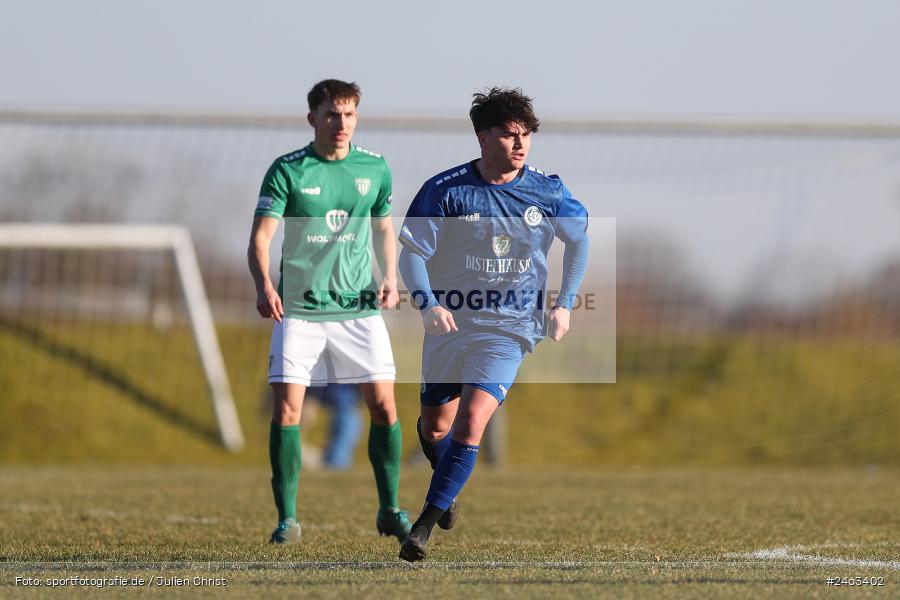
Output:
(355, 178), (371, 196)
(325, 209), (349, 233)
(524, 206), (543, 227)
(492, 234), (512, 257)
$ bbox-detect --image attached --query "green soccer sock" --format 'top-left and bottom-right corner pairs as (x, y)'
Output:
(368, 420), (402, 510)
(269, 422), (302, 522)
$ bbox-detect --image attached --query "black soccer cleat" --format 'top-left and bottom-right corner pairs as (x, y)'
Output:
(398, 524), (431, 562)
(437, 499), (459, 530)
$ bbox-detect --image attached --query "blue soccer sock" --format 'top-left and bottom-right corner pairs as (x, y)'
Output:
(425, 439), (480, 511)
(417, 417), (453, 469)
(432, 431), (453, 463)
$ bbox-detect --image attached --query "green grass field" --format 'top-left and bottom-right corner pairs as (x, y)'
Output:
(3, 319), (900, 596)
(1, 466), (898, 598)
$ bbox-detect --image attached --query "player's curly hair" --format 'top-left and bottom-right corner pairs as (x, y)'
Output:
(307, 79), (361, 111)
(469, 87), (540, 134)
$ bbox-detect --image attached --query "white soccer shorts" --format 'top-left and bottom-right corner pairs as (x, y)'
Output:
(267, 315), (396, 386)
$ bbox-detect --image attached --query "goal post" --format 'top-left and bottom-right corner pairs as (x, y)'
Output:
(0, 223), (244, 452)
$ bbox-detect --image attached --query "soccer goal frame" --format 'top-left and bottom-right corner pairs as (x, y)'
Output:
(0, 223), (244, 452)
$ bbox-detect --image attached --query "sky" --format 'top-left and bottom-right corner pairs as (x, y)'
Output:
(3, 0), (900, 119)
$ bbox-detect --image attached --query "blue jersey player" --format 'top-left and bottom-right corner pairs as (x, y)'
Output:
(397, 88), (589, 562)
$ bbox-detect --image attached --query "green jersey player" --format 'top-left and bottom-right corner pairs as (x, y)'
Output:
(248, 79), (411, 545)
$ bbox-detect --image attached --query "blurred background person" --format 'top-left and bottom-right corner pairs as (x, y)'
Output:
(305, 383), (364, 470)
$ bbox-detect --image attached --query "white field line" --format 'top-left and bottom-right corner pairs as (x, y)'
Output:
(0, 560), (753, 571)
(2, 506), (897, 572)
(757, 542), (894, 551)
(2, 558), (899, 572)
(727, 546), (900, 571)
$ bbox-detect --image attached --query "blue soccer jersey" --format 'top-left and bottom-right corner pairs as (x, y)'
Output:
(399, 161), (588, 351)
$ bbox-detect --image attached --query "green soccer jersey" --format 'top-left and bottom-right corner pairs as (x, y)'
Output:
(255, 143), (392, 321)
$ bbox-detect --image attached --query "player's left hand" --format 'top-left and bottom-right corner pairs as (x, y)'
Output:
(378, 278), (400, 309)
(548, 306), (570, 341)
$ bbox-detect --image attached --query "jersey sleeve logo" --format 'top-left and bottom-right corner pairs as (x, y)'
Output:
(282, 149), (307, 162)
(524, 206), (543, 226)
(354, 145), (382, 158)
(492, 234), (512, 257)
(325, 209), (349, 233)
(434, 167), (468, 186)
(257, 196), (274, 210)
(355, 178), (371, 196)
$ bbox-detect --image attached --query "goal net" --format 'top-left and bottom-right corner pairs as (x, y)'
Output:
(0, 223), (243, 453)
(2, 110), (899, 464)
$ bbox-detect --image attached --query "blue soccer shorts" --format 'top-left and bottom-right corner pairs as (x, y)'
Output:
(419, 329), (527, 405)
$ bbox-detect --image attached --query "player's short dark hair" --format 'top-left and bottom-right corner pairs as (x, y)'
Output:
(469, 87), (540, 134)
(307, 79), (361, 111)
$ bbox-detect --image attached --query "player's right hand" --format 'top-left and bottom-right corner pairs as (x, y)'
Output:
(256, 285), (284, 322)
(547, 306), (570, 341)
(423, 306), (458, 335)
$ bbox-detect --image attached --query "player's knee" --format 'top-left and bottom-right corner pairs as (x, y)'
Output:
(420, 419), (451, 443)
(366, 399), (396, 426)
(272, 396), (301, 425)
(423, 428), (451, 444)
(273, 406), (301, 426)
